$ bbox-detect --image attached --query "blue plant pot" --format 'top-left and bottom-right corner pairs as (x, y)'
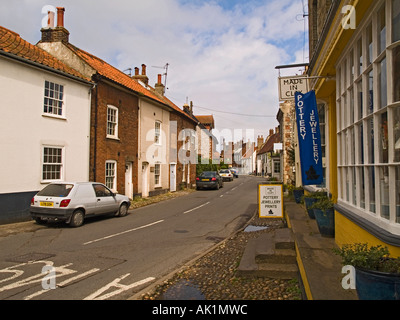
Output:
(356, 267), (400, 300)
(304, 197), (317, 219)
(313, 208), (335, 238)
(293, 189), (304, 204)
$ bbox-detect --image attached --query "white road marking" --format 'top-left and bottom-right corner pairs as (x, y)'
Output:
(183, 202), (210, 214)
(83, 220), (164, 245)
(84, 274), (155, 300)
(23, 267), (99, 300)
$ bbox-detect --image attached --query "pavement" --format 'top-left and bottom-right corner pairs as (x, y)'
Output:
(284, 198), (358, 300)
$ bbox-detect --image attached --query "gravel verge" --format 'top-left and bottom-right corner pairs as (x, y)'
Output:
(140, 215), (303, 301)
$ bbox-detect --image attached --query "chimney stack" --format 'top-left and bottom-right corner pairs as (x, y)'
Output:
(132, 64), (149, 85)
(183, 103), (190, 114)
(40, 7), (69, 44)
(154, 74), (165, 96)
(257, 135), (264, 149)
(189, 101), (193, 115)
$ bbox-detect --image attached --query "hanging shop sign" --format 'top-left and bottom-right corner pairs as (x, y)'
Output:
(278, 76), (309, 101)
(295, 91), (323, 186)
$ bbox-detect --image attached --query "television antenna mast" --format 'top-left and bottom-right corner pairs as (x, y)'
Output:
(152, 63), (169, 89)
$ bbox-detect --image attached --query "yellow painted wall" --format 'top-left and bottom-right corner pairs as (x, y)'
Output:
(335, 212), (400, 258)
(311, 0), (400, 255)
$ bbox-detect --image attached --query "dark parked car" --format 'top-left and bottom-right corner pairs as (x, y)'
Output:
(230, 168), (239, 178)
(196, 171), (224, 190)
(30, 182), (131, 227)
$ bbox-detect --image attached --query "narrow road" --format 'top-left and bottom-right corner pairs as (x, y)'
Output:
(0, 176), (263, 300)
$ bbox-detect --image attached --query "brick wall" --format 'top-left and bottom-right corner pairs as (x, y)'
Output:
(308, 0), (335, 61)
(90, 81), (139, 196)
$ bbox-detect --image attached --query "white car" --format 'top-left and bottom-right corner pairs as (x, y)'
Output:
(219, 169), (233, 182)
(30, 182), (131, 227)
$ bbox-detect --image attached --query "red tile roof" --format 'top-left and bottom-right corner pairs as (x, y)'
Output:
(66, 43), (200, 124)
(0, 26), (90, 81)
(66, 43), (169, 106)
(196, 115), (215, 129)
(257, 133), (281, 154)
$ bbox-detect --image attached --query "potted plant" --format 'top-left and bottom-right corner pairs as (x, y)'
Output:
(303, 191), (328, 219)
(334, 243), (400, 300)
(310, 197), (335, 237)
(292, 186), (304, 204)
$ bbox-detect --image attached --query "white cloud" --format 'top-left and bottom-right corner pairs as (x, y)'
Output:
(0, 0), (308, 141)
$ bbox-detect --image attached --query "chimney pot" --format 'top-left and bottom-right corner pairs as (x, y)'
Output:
(47, 11), (55, 28)
(141, 64), (147, 75)
(158, 74), (162, 84)
(56, 7), (65, 28)
(134, 67), (139, 76)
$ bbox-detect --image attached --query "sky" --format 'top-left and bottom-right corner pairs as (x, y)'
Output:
(0, 0), (309, 143)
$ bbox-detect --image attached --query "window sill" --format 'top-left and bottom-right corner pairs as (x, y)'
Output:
(41, 179), (62, 184)
(106, 135), (120, 141)
(42, 114), (66, 121)
(335, 202), (400, 245)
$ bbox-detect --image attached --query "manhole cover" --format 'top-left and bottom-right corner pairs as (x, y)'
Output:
(7, 252), (56, 263)
(174, 230), (189, 233)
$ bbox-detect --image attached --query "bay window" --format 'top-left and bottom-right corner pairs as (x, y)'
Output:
(337, 0), (400, 234)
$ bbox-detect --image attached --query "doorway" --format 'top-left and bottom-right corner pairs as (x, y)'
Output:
(125, 162), (133, 199)
(142, 162), (149, 198)
(170, 163), (177, 192)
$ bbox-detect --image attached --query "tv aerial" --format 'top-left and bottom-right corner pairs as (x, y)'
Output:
(152, 63), (169, 89)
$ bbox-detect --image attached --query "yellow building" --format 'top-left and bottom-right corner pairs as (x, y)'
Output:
(308, 0), (400, 255)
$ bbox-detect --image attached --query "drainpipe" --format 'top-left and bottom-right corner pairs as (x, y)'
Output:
(92, 73), (101, 182)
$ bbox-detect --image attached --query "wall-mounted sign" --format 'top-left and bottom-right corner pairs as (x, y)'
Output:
(258, 184), (283, 218)
(278, 76), (309, 101)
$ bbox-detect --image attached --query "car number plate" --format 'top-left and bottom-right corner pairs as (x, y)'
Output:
(202, 179), (209, 181)
(40, 201), (54, 207)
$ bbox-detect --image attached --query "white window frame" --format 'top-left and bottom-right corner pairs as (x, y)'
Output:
(154, 163), (161, 186)
(154, 121), (161, 145)
(107, 105), (119, 139)
(105, 160), (117, 191)
(43, 80), (65, 119)
(336, 0), (400, 235)
(41, 146), (64, 182)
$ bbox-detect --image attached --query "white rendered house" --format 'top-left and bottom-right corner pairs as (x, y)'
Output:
(0, 26), (92, 223)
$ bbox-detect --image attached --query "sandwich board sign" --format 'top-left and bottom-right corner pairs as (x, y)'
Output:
(258, 184), (283, 218)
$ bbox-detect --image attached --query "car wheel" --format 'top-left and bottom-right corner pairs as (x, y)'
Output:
(69, 210), (84, 228)
(117, 203), (129, 217)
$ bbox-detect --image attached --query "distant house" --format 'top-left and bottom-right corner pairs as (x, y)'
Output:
(195, 114), (218, 163)
(0, 25), (92, 223)
(256, 129), (281, 180)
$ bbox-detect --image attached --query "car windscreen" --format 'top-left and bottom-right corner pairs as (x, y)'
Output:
(220, 170), (230, 173)
(200, 172), (216, 178)
(37, 184), (74, 197)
